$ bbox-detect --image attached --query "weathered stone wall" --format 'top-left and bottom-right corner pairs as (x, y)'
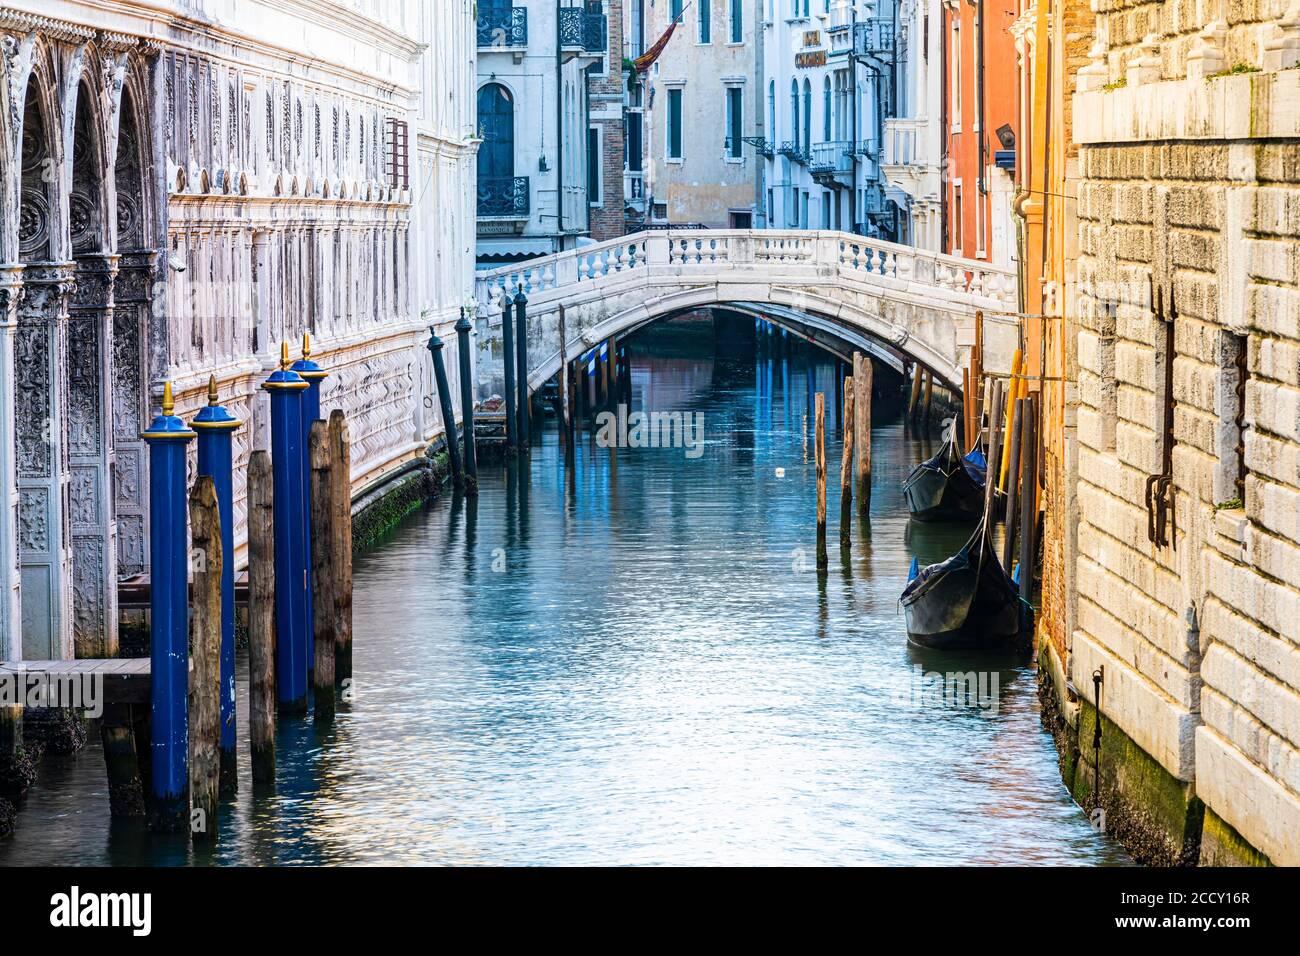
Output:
(0, 0), (478, 662)
(1071, 10), (1300, 864)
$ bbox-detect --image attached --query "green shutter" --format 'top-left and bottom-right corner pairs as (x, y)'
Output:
(668, 89), (683, 159)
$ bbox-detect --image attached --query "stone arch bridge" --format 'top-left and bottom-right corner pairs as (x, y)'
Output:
(474, 230), (1020, 400)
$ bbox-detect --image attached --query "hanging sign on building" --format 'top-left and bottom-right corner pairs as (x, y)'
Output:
(797, 30), (825, 67)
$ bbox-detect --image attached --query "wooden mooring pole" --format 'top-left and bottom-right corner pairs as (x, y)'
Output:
(189, 476), (222, 843)
(815, 392), (828, 573)
(558, 304), (572, 459)
(309, 421), (336, 724)
(1001, 398), (1024, 570)
(853, 352), (871, 513)
(100, 702), (145, 817)
(1018, 394), (1040, 638)
(982, 380), (1005, 525)
(329, 411), (354, 688)
(499, 290), (517, 452)
(907, 362), (922, 420)
(839, 376), (854, 541)
(999, 348), (1024, 490)
(247, 450), (276, 784)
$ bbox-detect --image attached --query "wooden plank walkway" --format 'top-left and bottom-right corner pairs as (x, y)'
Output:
(0, 659), (151, 705)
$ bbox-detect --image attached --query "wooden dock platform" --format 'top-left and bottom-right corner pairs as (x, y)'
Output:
(0, 659), (151, 705)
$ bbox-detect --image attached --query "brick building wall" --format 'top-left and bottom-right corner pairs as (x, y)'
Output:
(1068, 6), (1300, 864)
(588, 0), (627, 241)
(1034, 0), (1096, 670)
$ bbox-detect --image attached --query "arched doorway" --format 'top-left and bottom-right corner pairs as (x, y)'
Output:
(66, 77), (118, 659)
(110, 87), (153, 592)
(16, 76), (74, 661)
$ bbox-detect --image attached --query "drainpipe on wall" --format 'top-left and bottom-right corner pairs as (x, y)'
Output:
(977, 0), (986, 197)
(939, 0), (948, 253)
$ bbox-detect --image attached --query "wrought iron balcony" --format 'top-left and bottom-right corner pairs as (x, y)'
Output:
(559, 7), (608, 54)
(854, 18), (896, 58)
(742, 136), (775, 158)
(477, 176), (530, 219)
(777, 141), (809, 165)
(477, 5), (528, 49)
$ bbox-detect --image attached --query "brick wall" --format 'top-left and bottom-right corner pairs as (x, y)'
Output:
(588, 0), (626, 241)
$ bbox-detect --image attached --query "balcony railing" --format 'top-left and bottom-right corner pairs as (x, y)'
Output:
(560, 7), (608, 54)
(742, 136), (775, 158)
(854, 17), (896, 58)
(477, 5), (528, 49)
(882, 119), (926, 167)
(852, 139), (878, 158)
(477, 176), (530, 219)
(625, 170), (645, 202)
(778, 141), (809, 165)
(809, 141), (853, 174)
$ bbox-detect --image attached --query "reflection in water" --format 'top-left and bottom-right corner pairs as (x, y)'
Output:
(0, 316), (1126, 866)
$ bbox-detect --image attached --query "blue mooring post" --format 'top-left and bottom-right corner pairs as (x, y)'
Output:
(292, 334), (327, 686)
(456, 308), (478, 491)
(427, 327), (463, 487)
(141, 382), (195, 831)
(193, 375), (241, 795)
(263, 343), (310, 713)
(500, 292), (516, 452)
(514, 286), (530, 448)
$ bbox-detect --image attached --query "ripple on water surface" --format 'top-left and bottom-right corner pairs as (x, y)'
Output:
(0, 323), (1127, 866)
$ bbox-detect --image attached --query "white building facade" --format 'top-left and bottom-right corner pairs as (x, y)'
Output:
(881, 0), (942, 249)
(475, 0), (608, 264)
(758, 0), (910, 241)
(0, 0), (478, 662)
(626, 0), (764, 228)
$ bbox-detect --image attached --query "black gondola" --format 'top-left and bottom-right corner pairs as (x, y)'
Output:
(901, 517), (1021, 651)
(902, 431), (987, 521)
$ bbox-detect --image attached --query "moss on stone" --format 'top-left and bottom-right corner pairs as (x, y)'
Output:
(1071, 697), (1203, 866)
(1199, 807), (1273, 866)
(1037, 646), (1205, 866)
(350, 445), (455, 553)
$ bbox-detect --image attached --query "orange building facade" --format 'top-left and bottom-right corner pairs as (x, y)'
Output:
(941, 0), (1019, 268)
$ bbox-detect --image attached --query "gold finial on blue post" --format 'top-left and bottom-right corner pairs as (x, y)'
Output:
(207, 374), (219, 406)
(303, 332), (312, 360)
(161, 381), (175, 418)
(280, 341), (290, 371)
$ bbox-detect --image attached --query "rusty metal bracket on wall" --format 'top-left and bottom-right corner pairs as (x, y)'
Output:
(1144, 280), (1177, 550)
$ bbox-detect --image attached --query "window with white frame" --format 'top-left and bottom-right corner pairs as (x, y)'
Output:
(666, 87), (684, 160)
(726, 85), (744, 159)
(699, 0), (711, 43)
(952, 181), (964, 255)
(731, 0), (744, 41)
(951, 22), (961, 131)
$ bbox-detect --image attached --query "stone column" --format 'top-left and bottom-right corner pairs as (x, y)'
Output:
(0, 264), (22, 660)
(16, 263), (76, 661)
(111, 251), (157, 581)
(67, 253), (120, 659)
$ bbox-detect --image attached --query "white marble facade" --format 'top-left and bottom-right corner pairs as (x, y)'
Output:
(0, 0), (478, 662)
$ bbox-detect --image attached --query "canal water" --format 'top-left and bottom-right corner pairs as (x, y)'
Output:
(0, 316), (1127, 866)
